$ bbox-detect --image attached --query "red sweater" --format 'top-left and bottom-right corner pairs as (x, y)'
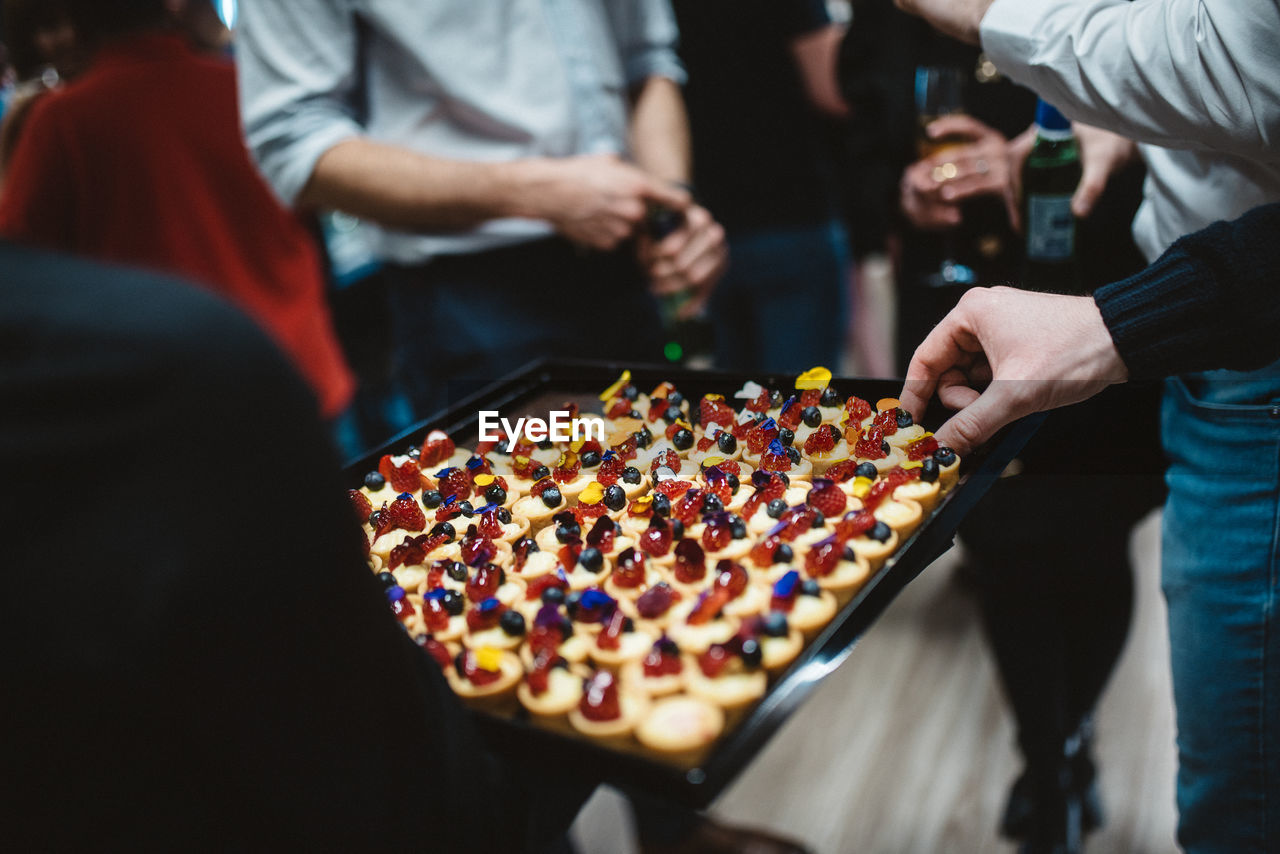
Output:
(0, 32), (354, 416)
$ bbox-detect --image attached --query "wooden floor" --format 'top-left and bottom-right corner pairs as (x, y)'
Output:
(571, 511), (1179, 853)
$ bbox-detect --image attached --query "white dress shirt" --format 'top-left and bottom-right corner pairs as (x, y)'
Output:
(236, 0), (685, 265)
(980, 0), (1280, 261)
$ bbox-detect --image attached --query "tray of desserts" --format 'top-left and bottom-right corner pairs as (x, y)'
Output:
(344, 359), (1040, 808)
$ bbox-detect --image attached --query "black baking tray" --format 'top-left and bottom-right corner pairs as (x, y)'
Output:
(344, 358), (1042, 808)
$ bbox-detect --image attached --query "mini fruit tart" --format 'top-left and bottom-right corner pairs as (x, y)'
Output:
(549, 450), (591, 503)
(518, 651), (585, 730)
(463, 597), (528, 651)
(635, 695), (726, 767)
(683, 639), (767, 722)
(564, 588), (619, 637)
(836, 393), (876, 432)
(803, 535), (872, 606)
(503, 454), (555, 495)
(708, 560), (769, 618)
(589, 608), (659, 672)
(635, 515), (680, 566)
(357, 465), (407, 510)
(775, 393), (826, 447)
(462, 562), (525, 608)
(756, 438), (814, 480)
(624, 581), (685, 633)
(536, 510), (589, 554)
(555, 540), (613, 590)
(511, 477), (568, 529)
(508, 536), (560, 582)
(456, 525), (514, 571)
(690, 512), (753, 562)
(690, 422), (742, 466)
(507, 437), (562, 467)
(621, 635), (687, 698)
(643, 382), (691, 426)
(740, 416), (780, 467)
(367, 493), (429, 559)
(568, 669), (650, 747)
(618, 494), (668, 540)
(469, 472), (519, 509)
(416, 587), (468, 643)
(740, 613), (805, 674)
(447, 646), (523, 713)
(667, 589), (742, 655)
(734, 380), (786, 419)
(520, 602), (591, 667)
(513, 572), (572, 622)
(594, 452), (648, 502)
(696, 393), (740, 436)
(661, 539), (710, 597)
(471, 503), (528, 545)
(641, 443), (700, 479)
(416, 558), (469, 595)
(660, 417), (698, 459)
(763, 570), (841, 639)
(383, 532), (461, 586)
(693, 462), (750, 513)
(604, 547), (666, 602)
(845, 423), (905, 475)
(834, 511), (899, 572)
(582, 515), (635, 560)
(743, 534), (798, 575)
(417, 429), (470, 470)
(800, 425), (850, 476)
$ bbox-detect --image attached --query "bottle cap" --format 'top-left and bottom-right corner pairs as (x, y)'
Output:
(1035, 100), (1071, 132)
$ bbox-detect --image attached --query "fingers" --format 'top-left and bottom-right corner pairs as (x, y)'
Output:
(925, 113), (1001, 143)
(932, 385), (1021, 456)
(900, 312), (978, 421)
(936, 167), (1006, 203)
(900, 288), (999, 423)
(900, 162), (962, 230)
(1071, 165), (1107, 218)
(636, 175), (691, 211)
(648, 206), (728, 295)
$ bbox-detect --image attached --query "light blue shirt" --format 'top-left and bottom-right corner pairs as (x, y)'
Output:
(236, 0), (685, 264)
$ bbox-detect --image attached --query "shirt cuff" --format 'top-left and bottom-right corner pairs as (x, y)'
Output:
(623, 49), (687, 87)
(251, 117), (365, 210)
(978, 0), (1057, 84)
(1093, 251), (1204, 380)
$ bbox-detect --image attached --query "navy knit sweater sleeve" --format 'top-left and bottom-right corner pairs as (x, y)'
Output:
(1094, 202), (1280, 379)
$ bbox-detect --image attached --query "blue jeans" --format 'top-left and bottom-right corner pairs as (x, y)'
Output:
(709, 220), (849, 374)
(1162, 366), (1280, 853)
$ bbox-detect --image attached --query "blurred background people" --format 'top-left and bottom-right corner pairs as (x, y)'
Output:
(236, 0), (727, 421)
(671, 0), (850, 374)
(839, 6), (1165, 851)
(0, 0), (82, 185)
(0, 0), (354, 420)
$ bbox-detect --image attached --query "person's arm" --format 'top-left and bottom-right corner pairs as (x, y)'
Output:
(618, 0), (728, 310)
(895, 0), (1280, 159)
(790, 24), (850, 118)
(236, 0), (689, 249)
(899, 202), (1280, 453)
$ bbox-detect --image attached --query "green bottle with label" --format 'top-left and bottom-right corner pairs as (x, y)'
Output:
(1022, 100), (1083, 293)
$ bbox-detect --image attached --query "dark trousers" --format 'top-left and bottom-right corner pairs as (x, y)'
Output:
(960, 383), (1166, 776)
(387, 237), (664, 419)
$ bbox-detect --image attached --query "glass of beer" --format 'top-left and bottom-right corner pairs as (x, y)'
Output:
(914, 66), (976, 287)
